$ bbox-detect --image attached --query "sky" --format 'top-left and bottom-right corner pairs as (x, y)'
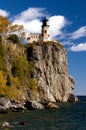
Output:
(0, 0), (86, 95)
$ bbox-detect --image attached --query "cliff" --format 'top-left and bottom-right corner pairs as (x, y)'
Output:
(27, 41), (76, 102)
(0, 40), (77, 104)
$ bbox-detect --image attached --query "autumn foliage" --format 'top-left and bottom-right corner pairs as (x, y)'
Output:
(0, 16), (38, 101)
(0, 16), (26, 42)
(0, 71), (7, 96)
(0, 16), (11, 34)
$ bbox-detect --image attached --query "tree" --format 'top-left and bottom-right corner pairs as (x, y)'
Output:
(0, 16), (26, 43)
(0, 16), (11, 38)
(9, 24), (26, 42)
(8, 34), (19, 43)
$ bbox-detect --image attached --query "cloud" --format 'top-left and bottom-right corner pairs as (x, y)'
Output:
(13, 7), (48, 36)
(69, 26), (86, 52)
(62, 40), (74, 45)
(49, 15), (67, 39)
(13, 7), (67, 38)
(58, 26), (86, 49)
(70, 43), (86, 51)
(0, 9), (9, 17)
(58, 26), (86, 42)
(70, 26), (86, 39)
(24, 19), (41, 34)
(14, 7), (48, 22)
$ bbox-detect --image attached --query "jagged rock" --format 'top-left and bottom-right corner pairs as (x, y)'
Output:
(0, 105), (6, 113)
(0, 97), (26, 112)
(24, 100), (44, 110)
(0, 97), (11, 109)
(11, 104), (26, 112)
(68, 93), (78, 102)
(10, 100), (26, 111)
(68, 93), (75, 102)
(1, 121), (10, 127)
(31, 100), (44, 109)
(46, 102), (59, 109)
(1, 121), (13, 128)
(24, 100), (32, 109)
(75, 96), (79, 102)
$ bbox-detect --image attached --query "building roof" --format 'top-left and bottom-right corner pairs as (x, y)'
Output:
(30, 33), (41, 35)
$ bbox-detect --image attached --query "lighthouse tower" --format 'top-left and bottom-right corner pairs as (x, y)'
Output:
(42, 17), (50, 42)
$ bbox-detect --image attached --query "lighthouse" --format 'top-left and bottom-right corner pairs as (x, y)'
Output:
(27, 17), (50, 43)
(42, 17), (50, 42)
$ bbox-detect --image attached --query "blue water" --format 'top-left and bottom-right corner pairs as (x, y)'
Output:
(0, 96), (86, 130)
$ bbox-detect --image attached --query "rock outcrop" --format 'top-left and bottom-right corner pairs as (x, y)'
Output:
(0, 41), (78, 112)
(0, 97), (26, 112)
(46, 102), (59, 109)
(27, 41), (77, 102)
(24, 100), (44, 110)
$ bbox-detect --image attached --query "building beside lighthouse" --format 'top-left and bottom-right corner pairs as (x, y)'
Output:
(27, 17), (50, 43)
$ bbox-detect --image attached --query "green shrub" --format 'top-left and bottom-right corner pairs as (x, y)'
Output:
(8, 34), (19, 44)
(12, 56), (34, 81)
(12, 57), (24, 80)
(0, 71), (7, 96)
(6, 77), (24, 100)
(29, 78), (38, 90)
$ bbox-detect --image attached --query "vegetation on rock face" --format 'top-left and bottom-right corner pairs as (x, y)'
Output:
(9, 24), (26, 42)
(6, 77), (23, 100)
(0, 35), (2, 42)
(0, 42), (5, 57)
(0, 40), (37, 100)
(8, 34), (20, 44)
(0, 40), (6, 71)
(0, 16), (38, 101)
(0, 71), (7, 96)
(0, 16), (11, 36)
(28, 78), (38, 90)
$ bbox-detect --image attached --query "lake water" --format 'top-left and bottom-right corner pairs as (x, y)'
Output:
(0, 96), (86, 130)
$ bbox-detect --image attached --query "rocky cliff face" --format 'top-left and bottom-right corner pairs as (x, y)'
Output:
(2, 41), (77, 103)
(27, 41), (76, 102)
